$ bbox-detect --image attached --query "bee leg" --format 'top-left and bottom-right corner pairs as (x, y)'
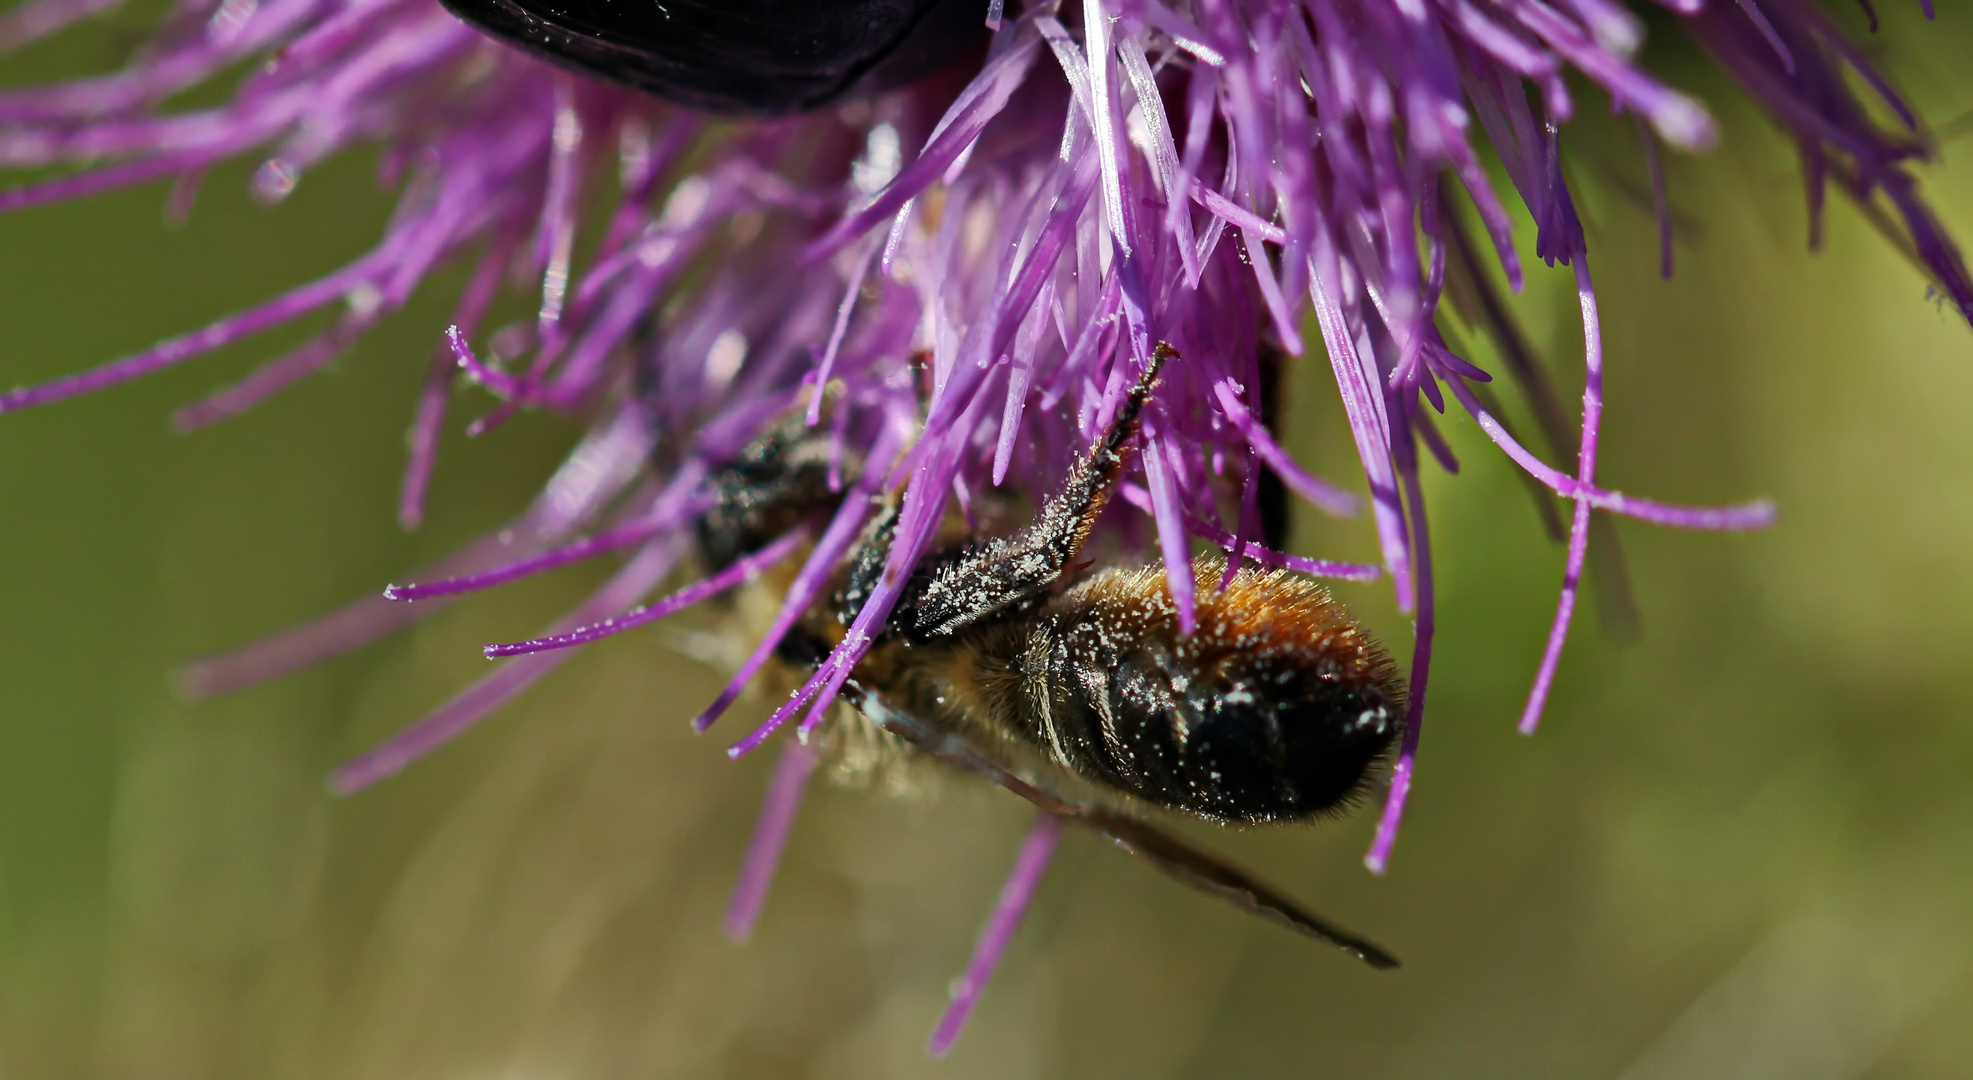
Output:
(1026, 341), (1176, 573)
(845, 681), (1400, 970)
(902, 342), (1176, 639)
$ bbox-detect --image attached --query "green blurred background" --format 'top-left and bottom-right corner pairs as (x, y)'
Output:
(2, 6), (1971, 1077)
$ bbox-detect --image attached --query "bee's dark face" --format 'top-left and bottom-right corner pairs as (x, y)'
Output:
(438, 0), (990, 114)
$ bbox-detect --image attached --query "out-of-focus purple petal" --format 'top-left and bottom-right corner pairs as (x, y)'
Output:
(927, 813), (1061, 1057)
(1364, 464), (1435, 875)
(180, 411), (650, 697)
(724, 741), (819, 943)
(1518, 257), (1601, 737)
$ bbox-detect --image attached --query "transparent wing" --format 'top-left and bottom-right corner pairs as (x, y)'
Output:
(844, 682), (1400, 970)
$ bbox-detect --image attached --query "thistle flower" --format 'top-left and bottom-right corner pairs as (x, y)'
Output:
(1, 0), (1964, 1056)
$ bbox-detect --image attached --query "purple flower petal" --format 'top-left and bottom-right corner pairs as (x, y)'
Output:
(927, 813), (1061, 1057)
(724, 741), (820, 943)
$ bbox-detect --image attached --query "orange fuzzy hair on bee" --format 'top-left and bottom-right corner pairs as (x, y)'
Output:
(1165, 559), (1400, 702)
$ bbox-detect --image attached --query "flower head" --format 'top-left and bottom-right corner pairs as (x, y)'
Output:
(1, 0), (1964, 1054)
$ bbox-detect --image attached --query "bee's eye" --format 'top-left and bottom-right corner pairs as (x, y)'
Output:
(438, 0), (989, 114)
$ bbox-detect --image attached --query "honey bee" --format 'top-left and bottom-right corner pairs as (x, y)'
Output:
(698, 343), (1405, 968)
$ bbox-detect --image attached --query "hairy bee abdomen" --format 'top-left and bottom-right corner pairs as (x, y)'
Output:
(990, 560), (1405, 824)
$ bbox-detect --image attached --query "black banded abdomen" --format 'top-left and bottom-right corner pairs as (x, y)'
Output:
(997, 563), (1404, 824)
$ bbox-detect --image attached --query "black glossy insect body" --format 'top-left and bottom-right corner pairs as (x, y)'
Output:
(439, 0), (991, 114)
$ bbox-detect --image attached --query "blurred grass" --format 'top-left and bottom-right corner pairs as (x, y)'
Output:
(2, 6), (1972, 1078)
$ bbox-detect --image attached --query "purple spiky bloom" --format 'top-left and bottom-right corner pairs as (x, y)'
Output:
(3, 0), (1966, 1055)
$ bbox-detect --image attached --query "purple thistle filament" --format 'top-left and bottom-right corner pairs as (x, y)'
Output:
(1520, 256), (1604, 738)
(481, 528), (808, 659)
(1, 0), (1967, 1057)
(928, 813), (1063, 1058)
(725, 741), (821, 944)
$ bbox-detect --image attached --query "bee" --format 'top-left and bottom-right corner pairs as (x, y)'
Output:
(696, 343), (1406, 968)
(437, 0), (988, 114)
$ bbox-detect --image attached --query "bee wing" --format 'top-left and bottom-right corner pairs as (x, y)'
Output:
(1072, 809), (1401, 970)
(844, 683), (1399, 971)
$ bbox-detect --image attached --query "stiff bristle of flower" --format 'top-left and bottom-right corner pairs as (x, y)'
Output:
(384, 468), (711, 603)
(725, 741), (821, 944)
(483, 529), (806, 659)
(1114, 482), (1383, 581)
(927, 813), (1063, 1058)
